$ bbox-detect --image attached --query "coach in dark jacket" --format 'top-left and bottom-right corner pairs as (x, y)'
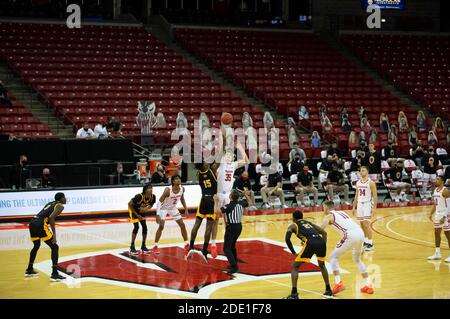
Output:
(214, 190), (252, 274)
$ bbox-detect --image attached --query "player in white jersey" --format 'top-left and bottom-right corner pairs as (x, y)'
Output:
(152, 175), (189, 255)
(210, 141), (248, 256)
(427, 175), (450, 262)
(352, 166), (378, 251)
(321, 200), (374, 295)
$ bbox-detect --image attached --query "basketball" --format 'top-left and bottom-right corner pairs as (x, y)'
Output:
(221, 112), (233, 125)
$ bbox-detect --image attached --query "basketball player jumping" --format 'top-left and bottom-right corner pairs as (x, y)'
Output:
(152, 175), (189, 255)
(427, 175), (450, 262)
(26, 192), (66, 281)
(284, 211), (333, 299)
(189, 161), (219, 260)
(212, 141), (249, 256)
(353, 166), (378, 251)
(321, 200), (374, 295)
(128, 184), (156, 254)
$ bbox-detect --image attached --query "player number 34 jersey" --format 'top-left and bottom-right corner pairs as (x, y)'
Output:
(356, 179), (372, 203)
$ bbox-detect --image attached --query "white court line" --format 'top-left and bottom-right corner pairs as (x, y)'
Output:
(385, 212), (436, 245)
(261, 278), (338, 299)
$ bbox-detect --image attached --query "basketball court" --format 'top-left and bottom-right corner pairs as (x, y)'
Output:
(1, 204), (449, 299)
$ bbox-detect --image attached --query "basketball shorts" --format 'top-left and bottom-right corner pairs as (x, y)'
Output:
(330, 228), (365, 264)
(129, 210), (146, 223)
(295, 236), (326, 263)
(29, 217), (53, 242)
(356, 201), (373, 221)
(196, 196), (216, 220)
(434, 210), (449, 230)
(157, 209), (182, 221)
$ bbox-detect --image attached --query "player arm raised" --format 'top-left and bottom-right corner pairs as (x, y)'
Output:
(180, 187), (189, 215)
(235, 140), (249, 169)
(370, 180), (378, 215)
(49, 203), (64, 244)
(285, 224), (298, 256)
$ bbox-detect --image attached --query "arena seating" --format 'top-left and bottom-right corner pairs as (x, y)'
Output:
(0, 88), (55, 138)
(174, 28), (425, 156)
(341, 33), (450, 134)
(0, 22), (291, 158)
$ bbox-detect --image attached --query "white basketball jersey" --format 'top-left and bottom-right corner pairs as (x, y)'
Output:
(217, 162), (237, 193)
(356, 178), (373, 203)
(161, 187), (184, 210)
(330, 210), (359, 233)
(433, 186), (447, 213)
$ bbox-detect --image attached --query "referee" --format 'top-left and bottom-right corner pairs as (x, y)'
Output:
(214, 189), (253, 274)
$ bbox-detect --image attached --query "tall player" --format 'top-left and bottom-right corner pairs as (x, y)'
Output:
(427, 175), (450, 262)
(353, 166), (378, 251)
(128, 184), (156, 254)
(321, 200), (374, 295)
(212, 141), (249, 256)
(26, 192), (66, 281)
(152, 175), (189, 254)
(189, 161), (218, 260)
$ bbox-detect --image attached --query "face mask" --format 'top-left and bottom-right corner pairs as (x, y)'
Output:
(84, 128), (89, 132)
(242, 176), (249, 181)
(21, 160), (28, 166)
(303, 169), (308, 174)
(43, 173), (49, 178)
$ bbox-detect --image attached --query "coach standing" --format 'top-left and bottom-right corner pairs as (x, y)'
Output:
(214, 189), (252, 274)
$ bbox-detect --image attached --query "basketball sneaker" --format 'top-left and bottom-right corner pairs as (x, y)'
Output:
(129, 246), (139, 255)
(444, 256), (450, 263)
(360, 284), (374, 294)
(364, 243), (374, 251)
(332, 281), (345, 295)
(210, 244), (218, 258)
(24, 268), (39, 277)
(50, 273), (66, 282)
(141, 245), (150, 254)
(152, 246), (160, 255)
(427, 253), (441, 260)
(322, 290), (334, 299)
(283, 293), (299, 299)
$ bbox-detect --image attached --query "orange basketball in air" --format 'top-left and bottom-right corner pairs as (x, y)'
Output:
(221, 112), (233, 125)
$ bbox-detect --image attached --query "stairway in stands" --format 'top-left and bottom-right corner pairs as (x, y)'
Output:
(0, 63), (74, 138)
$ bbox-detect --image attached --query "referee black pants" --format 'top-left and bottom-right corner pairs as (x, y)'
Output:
(224, 223), (242, 268)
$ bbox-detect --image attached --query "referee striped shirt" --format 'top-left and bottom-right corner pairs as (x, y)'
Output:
(221, 200), (247, 224)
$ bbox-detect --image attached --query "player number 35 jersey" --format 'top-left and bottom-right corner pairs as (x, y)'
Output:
(217, 162), (237, 194)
